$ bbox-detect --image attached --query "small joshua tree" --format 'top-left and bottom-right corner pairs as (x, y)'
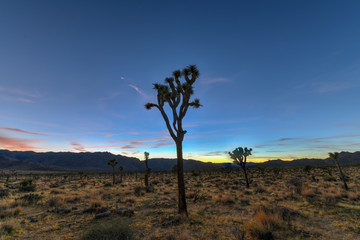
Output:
(144, 152), (151, 187)
(118, 165), (123, 183)
(328, 152), (348, 190)
(145, 65), (201, 217)
(229, 147), (252, 188)
(107, 158), (118, 185)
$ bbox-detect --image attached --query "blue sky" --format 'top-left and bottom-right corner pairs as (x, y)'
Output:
(0, 0), (359, 162)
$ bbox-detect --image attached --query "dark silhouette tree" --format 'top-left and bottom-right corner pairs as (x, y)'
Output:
(328, 152), (348, 190)
(107, 158), (118, 185)
(118, 165), (123, 183)
(145, 65), (201, 217)
(229, 147), (252, 188)
(144, 152), (151, 187)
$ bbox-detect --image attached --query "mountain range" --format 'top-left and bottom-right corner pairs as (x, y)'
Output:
(0, 149), (359, 172)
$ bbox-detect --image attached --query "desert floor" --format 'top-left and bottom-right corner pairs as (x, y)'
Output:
(0, 166), (359, 240)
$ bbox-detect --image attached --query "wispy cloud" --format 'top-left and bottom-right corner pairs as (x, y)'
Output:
(17, 98), (34, 103)
(71, 136), (173, 151)
(0, 135), (42, 151)
(128, 84), (147, 97)
(1, 127), (49, 136)
(312, 81), (360, 93)
(70, 142), (86, 152)
(0, 85), (40, 103)
(278, 138), (298, 141)
(202, 151), (228, 156)
(128, 132), (139, 135)
(201, 77), (229, 85)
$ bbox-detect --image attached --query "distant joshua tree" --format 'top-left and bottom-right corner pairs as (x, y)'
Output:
(328, 152), (348, 190)
(229, 147), (253, 188)
(107, 158), (118, 185)
(118, 165), (123, 183)
(144, 152), (151, 187)
(145, 65), (201, 217)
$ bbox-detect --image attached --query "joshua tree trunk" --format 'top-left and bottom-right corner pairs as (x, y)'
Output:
(242, 166), (249, 188)
(335, 160), (348, 190)
(112, 167), (115, 185)
(144, 172), (149, 187)
(176, 140), (187, 217)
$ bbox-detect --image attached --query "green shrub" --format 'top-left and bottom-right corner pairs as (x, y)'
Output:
(0, 188), (9, 198)
(19, 179), (36, 192)
(80, 220), (133, 240)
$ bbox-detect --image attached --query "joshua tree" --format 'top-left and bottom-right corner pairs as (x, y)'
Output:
(118, 165), (123, 183)
(144, 152), (151, 187)
(107, 158), (118, 185)
(229, 147), (252, 188)
(145, 65), (201, 217)
(328, 152), (348, 190)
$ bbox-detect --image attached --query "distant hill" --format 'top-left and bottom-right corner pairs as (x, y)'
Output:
(0, 150), (220, 172)
(0, 155), (64, 171)
(253, 151), (360, 167)
(0, 150), (359, 172)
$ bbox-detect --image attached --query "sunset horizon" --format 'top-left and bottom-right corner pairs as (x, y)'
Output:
(1, 1), (359, 164)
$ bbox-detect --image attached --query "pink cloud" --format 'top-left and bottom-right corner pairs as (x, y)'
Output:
(70, 142), (86, 152)
(105, 134), (117, 138)
(17, 98), (34, 103)
(1, 127), (49, 136)
(0, 135), (42, 151)
(128, 132), (139, 135)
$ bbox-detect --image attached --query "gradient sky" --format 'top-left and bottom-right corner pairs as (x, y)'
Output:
(1, 1), (360, 163)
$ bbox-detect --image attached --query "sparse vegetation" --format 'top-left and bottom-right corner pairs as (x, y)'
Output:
(107, 159), (118, 185)
(0, 165), (358, 239)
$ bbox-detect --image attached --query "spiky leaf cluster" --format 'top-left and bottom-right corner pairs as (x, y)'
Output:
(107, 159), (118, 168)
(145, 65), (201, 141)
(229, 147), (252, 167)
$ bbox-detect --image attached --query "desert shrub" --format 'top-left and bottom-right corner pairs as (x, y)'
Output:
(255, 187), (266, 194)
(301, 188), (316, 198)
(89, 197), (104, 208)
(19, 179), (36, 192)
(48, 196), (65, 207)
(348, 192), (359, 201)
(50, 189), (64, 194)
(286, 177), (303, 194)
(80, 220), (133, 240)
(134, 185), (146, 196)
(0, 206), (22, 219)
(19, 193), (42, 204)
(0, 188), (10, 198)
(146, 185), (155, 193)
(151, 180), (159, 185)
(191, 170), (200, 177)
(324, 176), (336, 182)
(103, 182), (112, 187)
(124, 196), (136, 204)
(0, 220), (17, 235)
(215, 193), (235, 205)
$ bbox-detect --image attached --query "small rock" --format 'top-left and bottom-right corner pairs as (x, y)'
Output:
(27, 216), (38, 223)
(95, 212), (109, 219)
(190, 221), (203, 225)
(52, 207), (71, 214)
(41, 212), (51, 218)
(111, 207), (134, 217)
